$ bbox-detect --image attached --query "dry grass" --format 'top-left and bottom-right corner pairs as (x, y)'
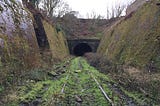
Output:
(85, 53), (160, 103)
(110, 66), (160, 104)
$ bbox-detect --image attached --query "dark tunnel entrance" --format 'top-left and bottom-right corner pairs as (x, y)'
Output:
(73, 43), (92, 56)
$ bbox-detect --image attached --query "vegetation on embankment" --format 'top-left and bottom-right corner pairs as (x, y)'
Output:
(85, 52), (160, 104)
(0, 0), (41, 86)
(0, 0), (69, 100)
(87, 0), (160, 104)
(55, 15), (121, 39)
(42, 20), (69, 60)
(98, 0), (160, 71)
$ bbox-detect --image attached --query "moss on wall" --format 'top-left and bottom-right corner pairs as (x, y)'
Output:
(42, 20), (69, 61)
(98, 1), (160, 70)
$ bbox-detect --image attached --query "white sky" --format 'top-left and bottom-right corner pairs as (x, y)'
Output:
(64, 0), (135, 18)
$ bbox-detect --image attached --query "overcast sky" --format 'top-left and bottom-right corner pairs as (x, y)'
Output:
(64, 0), (135, 18)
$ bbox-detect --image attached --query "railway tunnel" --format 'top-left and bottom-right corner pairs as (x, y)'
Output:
(73, 43), (92, 56)
(67, 39), (100, 56)
(31, 12), (100, 56)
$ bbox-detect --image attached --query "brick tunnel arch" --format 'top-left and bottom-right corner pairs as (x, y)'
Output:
(73, 43), (92, 56)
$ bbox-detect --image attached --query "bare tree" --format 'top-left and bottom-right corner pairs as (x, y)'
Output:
(41, 0), (60, 16)
(86, 11), (104, 19)
(106, 3), (127, 19)
(40, 0), (71, 17)
(106, 6), (110, 19)
(56, 2), (72, 17)
(112, 4), (126, 18)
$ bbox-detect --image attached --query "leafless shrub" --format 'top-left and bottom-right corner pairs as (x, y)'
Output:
(84, 53), (123, 73)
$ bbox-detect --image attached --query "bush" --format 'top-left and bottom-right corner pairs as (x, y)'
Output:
(84, 53), (123, 74)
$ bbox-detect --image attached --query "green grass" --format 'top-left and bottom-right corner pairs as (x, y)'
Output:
(9, 57), (151, 106)
(13, 58), (112, 105)
(0, 85), (4, 93)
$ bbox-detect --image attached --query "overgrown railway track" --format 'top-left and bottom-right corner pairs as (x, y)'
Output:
(17, 57), (149, 106)
(49, 57), (136, 106)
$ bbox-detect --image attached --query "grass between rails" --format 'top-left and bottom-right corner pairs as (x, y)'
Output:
(61, 57), (110, 105)
(8, 57), (151, 106)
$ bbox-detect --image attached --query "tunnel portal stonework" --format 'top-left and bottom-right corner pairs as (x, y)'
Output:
(67, 39), (100, 56)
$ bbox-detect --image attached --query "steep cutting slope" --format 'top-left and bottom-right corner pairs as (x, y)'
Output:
(0, 0), (42, 85)
(25, 1), (69, 61)
(0, 0), (69, 84)
(0, 0), (40, 67)
(42, 20), (69, 60)
(98, 0), (160, 70)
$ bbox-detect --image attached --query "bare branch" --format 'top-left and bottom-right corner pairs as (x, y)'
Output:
(40, 0), (71, 17)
